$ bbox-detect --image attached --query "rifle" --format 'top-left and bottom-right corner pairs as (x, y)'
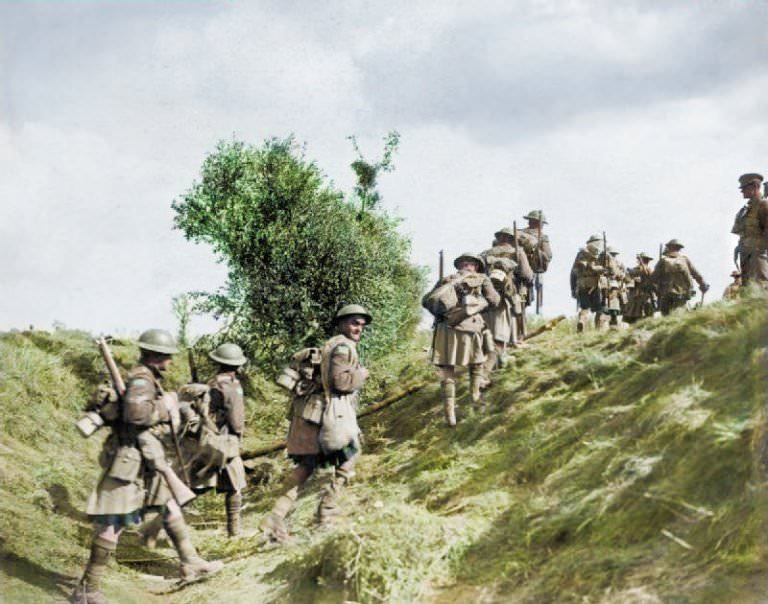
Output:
(96, 337), (195, 505)
(439, 249), (444, 280)
(535, 210), (543, 314)
(513, 221), (527, 337)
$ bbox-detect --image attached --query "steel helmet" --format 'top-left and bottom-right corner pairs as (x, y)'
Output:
(137, 329), (178, 354)
(335, 304), (373, 324)
(524, 210), (548, 224)
(209, 343), (248, 366)
(453, 252), (486, 272)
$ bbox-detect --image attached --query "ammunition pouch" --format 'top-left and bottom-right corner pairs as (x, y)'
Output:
(106, 445), (142, 482)
(293, 392), (325, 426)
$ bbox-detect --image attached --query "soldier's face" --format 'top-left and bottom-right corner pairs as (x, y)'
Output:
(340, 316), (367, 342)
(528, 219), (541, 230)
(458, 260), (478, 273)
(741, 183), (759, 199)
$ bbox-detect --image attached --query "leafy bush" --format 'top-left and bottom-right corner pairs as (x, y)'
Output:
(172, 136), (425, 371)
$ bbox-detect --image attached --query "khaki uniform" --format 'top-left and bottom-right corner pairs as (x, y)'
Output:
(651, 251), (707, 315)
(520, 227), (553, 273)
(624, 263), (656, 322)
(286, 334), (366, 466)
(480, 243), (533, 345)
(570, 247), (608, 330)
(427, 271), (501, 367)
(86, 364), (173, 521)
(731, 198), (768, 285)
(192, 373), (247, 493)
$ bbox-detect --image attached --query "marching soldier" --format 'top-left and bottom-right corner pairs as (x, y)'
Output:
(624, 252), (656, 323)
(520, 210), (553, 314)
(262, 305), (371, 542)
(723, 270), (743, 300)
(571, 235), (609, 332)
(731, 173), (768, 287)
(71, 330), (222, 604)
(651, 239), (709, 315)
(602, 246), (627, 330)
(480, 228), (534, 376)
(178, 343), (248, 538)
(423, 253), (500, 425)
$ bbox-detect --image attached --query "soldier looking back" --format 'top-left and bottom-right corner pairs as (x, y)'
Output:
(262, 305), (371, 542)
(731, 173), (768, 287)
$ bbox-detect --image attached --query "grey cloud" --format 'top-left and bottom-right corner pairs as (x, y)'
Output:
(355, 3), (768, 141)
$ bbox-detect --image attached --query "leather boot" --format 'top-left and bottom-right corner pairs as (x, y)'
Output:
(576, 309), (590, 333)
(164, 516), (224, 583)
(225, 492), (242, 537)
(441, 379), (456, 427)
(69, 538), (115, 604)
(260, 487), (298, 543)
(469, 365), (485, 409)
(317, 468), (351, 525)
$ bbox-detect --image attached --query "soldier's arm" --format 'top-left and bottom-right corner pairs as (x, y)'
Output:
(686, 258), (708, 290)
(515, 249), (534, 284)
(122, 376), (170, 426)
(482, 275), (501, 307)
(329, 344), (367, 394)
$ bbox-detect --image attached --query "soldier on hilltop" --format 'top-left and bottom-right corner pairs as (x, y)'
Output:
(731, 173), (768, 287)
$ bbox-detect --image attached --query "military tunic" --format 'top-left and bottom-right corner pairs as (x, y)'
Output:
(624, 263), (656, 322)
(86, 364), (173, 522)
(520, 227), (553, 273)
(651, 252), (706, 315)
(570, 247), (607, 312)
(731, 197), (768, 285)
(427, 271), (500, 366)
(286, 334), (367, 467)
(190, 373), (247, 493)
(480, 243), (533, 343)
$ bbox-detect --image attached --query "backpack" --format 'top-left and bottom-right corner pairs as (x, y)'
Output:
(658, 255), (693, 296)
(422, 280), (459, 317)
(276, 347), (325, 425)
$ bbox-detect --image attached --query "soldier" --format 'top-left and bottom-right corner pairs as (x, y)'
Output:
(179, 343), (248, 537)
(571, 234), (609, 332)
(423, 253), (500, 425)
(262, 305), (371, 542)
(651, 239), (709, 315)
(520, 210), (553, 314)
(602, 246), (628, 330)
(723, 270), (743, 300)
(624, 252), (656, 323)
(480, 228), (534, 375)
(731, 173), (768, 287)
(71, 329), (222, 604)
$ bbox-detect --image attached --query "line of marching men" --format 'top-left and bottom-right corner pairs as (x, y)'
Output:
(420, 171), (768, 428)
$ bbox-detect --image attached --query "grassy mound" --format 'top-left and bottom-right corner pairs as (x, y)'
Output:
(1, 293), (766, 603)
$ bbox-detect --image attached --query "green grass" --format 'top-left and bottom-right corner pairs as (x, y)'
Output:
(1, 293), (767, 603)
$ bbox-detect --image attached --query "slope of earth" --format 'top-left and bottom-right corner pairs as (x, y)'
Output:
(1, 291), (766, 603)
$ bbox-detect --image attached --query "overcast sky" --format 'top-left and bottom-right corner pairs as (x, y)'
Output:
(1, 1), (766, 337)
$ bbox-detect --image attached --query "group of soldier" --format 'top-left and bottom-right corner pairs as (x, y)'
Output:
(421, 171), (768, 427)
(71, 304), (373, 603)
(71, 172), (767, 603)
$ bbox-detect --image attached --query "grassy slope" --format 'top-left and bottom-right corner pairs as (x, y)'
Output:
(1, 293), (766, 603)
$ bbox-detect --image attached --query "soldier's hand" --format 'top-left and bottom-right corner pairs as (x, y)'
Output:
(359, 367), (370, 381)
(701, 283), (710, 294)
